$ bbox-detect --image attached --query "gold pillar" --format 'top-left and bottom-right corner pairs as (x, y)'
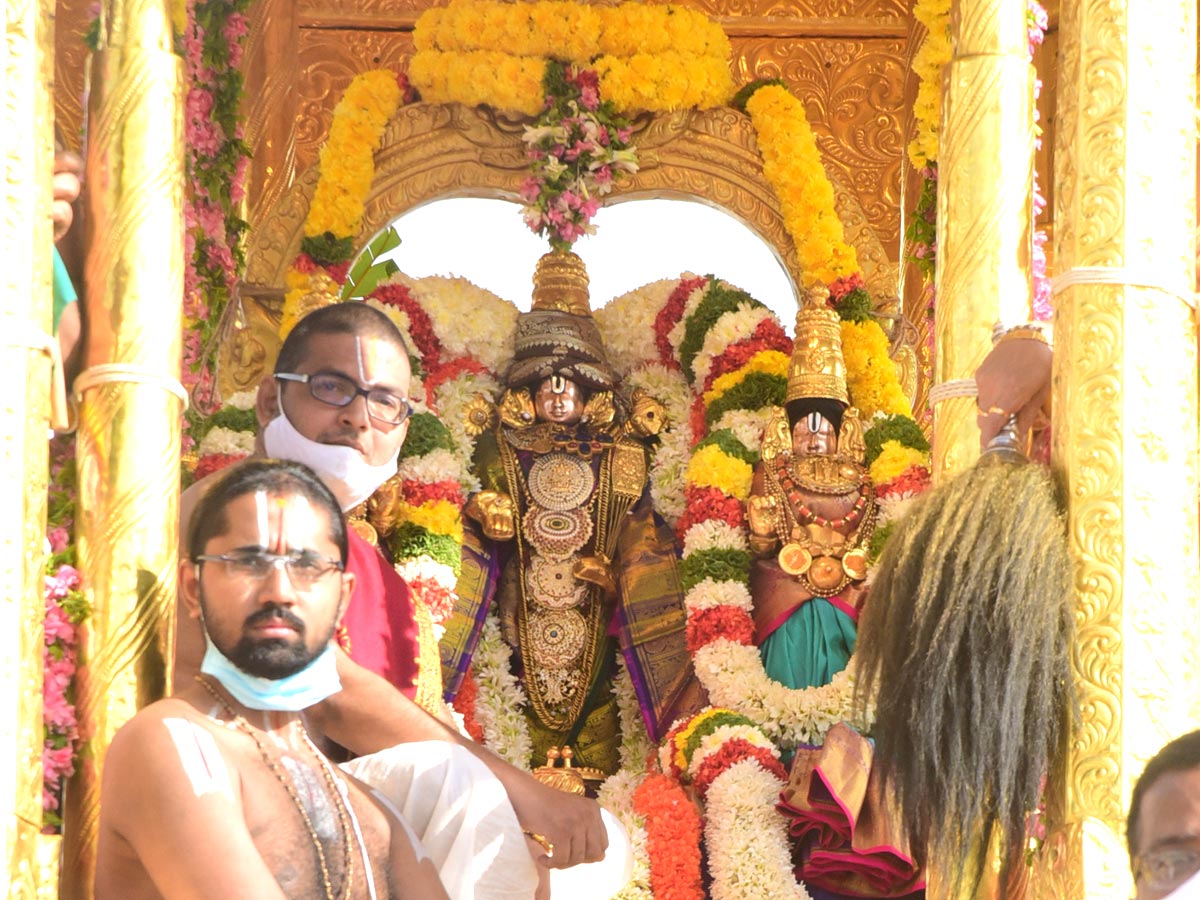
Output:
(61, 0), (185, 894)
(1034, 0), (1200, 894)
(932, 0), (1036, 480)
(241, 0), (299, 230)
(2, 0), (56, 893)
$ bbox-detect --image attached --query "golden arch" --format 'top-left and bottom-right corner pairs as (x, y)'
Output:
(234, 101), (904, 397)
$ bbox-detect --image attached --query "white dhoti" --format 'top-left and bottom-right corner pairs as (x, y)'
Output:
(344, 742), (540, 900)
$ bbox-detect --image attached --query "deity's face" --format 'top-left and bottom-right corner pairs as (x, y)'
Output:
(534, 376), (585, 424)
(792, 411), (838, 456)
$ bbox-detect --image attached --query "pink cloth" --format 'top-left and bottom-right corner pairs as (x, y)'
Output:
(342, 529), (419, 699)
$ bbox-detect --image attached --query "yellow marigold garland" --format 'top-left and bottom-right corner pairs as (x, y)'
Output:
(840, 319), (913, 420)
(907, 0), (952, 168)
(702, 349), (789, 407)
(744, 85), (858, 287)
(869, 440), (930, 485)
(394, 498), (465, 542)
(410, 0), (734, 115)
(685, 444), (754, 501)
(415, 0), (730, 61)
(304, 70), (403, 240)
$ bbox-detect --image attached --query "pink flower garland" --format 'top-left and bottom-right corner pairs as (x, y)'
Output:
(181, 0), (253, 432)
(43, 564), (90, 829)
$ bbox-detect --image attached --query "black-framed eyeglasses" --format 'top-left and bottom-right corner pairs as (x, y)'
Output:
(194, 551), (344, 587)
(275, 371), (413, 426)
(1134, 843), (1200, 892)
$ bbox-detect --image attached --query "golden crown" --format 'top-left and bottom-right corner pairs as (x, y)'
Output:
(531, 250), (591, 317)
(785, 284), (849, 406)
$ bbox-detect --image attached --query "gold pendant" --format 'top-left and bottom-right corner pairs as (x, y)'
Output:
(842, 548), (868, 581)
(778, 543), (813, 576)
(808, 555), (844, 592)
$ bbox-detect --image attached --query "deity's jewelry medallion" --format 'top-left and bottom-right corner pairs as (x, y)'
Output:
(778, 542), (813, 576)
(524, 505), (593, 558)
(808, 555), (844, 592)
(842, 548), (868, 581)
(527, 554), (587, 609)
(527, 453), (595, 511)
(531, 437), (555, 455)
(528, 608), (587, 668)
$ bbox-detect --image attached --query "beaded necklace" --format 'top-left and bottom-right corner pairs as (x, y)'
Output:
(196, 676), (355, 900)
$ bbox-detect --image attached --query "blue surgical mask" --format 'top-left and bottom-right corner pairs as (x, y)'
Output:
(200, 637), (341, 711)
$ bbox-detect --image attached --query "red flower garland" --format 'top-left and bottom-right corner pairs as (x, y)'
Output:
(454, 668), (485, 743)
(876, 463), (932, 498)
(701, 319), (792, 394)
(687, 605), (755, 652)
(674, 486), (745, 544)
(401, 479), (465, 508)
(828, 272), (865, 302)
(654, 276), (707, 369)
(423, 355), (488, 398)
(633, 773), (705, 900)
(371, 282), (442, 369)
(688, 394), (708, 447)
(193, 451), (249, 481)
(692, 740), (788, 799)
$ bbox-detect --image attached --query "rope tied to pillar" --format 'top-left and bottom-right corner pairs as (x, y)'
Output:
(74, 363), (190, 410)
(1051, 266), (1197, 310)
(3, 321), (71, 431)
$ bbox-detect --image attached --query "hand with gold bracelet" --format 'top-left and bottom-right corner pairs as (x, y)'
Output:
(975, 325), (1053, 450)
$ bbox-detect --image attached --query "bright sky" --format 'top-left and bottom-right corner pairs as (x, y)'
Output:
(380, 196), (800, 334)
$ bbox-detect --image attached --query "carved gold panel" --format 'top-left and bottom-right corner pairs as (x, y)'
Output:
(733, 36), (907, 260)
(295, 28), (415, 172)
(675, 0), (907, 21)
(53, 0), (93, 152)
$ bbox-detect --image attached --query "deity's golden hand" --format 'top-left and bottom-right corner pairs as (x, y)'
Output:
(573, 552), (617, 595)
(366, 474), (406, 532)
(465, 490), (516, 541)
(747, 493), (779, 556)
(628, 389), (666, 438)
(748, 493), (778, 537)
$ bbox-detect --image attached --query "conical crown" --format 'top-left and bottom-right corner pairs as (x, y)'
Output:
(506, 251), (616, 391)
(531, 249), (591, 316)
(786, 285), (849, 406)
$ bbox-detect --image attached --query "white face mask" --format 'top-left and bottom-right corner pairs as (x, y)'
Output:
(262, 408), (399, 512)
(201, 636), (341, 711)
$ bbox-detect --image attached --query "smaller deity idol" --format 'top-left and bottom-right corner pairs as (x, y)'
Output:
(747, 287), (876, 690)
(445, 251), (700, 776)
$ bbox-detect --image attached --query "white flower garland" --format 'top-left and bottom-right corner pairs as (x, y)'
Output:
(682, 520), (748, 556)
(470, 613), (534, 767)
(197, 425), (255, 456)
(690, 639), (871, 748)
(691, 304), (774, 390)
(432, 369), (502, 495)
(597, 769), (653, 900)
(666, 279), (712, 355)
(595, 278), (680, 377)
(625, 362), (693, 526)
(397, 448), (460, 485)
(704, 760), (812, 900)
(686, 723), (779, 777)
(684, 577), (753, 614)
(613, 655), (655, 772)
(711, 406), (774, 455)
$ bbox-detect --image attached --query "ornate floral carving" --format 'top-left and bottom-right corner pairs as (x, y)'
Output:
(295, 29), (415, 171)
(733, 37), (907, 258)
(686, 0), (906, 19)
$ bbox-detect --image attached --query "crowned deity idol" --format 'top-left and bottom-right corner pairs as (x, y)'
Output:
(747, 287), (876, 690)
(443, 251), (702, 777)
(751, 290), (922, 897)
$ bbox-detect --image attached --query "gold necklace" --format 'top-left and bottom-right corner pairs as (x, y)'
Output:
(195, 676), (355, 900)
